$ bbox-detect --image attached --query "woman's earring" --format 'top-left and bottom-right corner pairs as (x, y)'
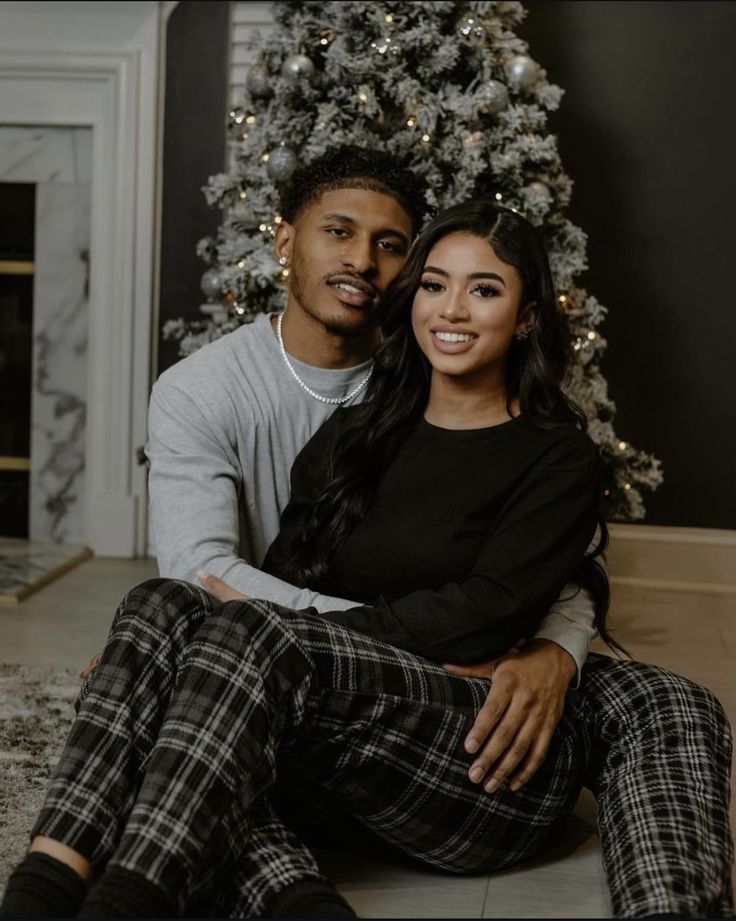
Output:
(515, 328), (530, 341)
(278, 255), (288, 267)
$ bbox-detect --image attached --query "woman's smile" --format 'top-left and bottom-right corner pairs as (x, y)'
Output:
(430, 327), (479, 352)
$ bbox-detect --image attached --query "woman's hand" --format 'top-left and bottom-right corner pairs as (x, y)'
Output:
(196, 571), (250, 602)
(443, 638), (575, 794)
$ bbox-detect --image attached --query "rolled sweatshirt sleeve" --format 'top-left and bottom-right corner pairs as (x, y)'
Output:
(318, 432), (601, 663)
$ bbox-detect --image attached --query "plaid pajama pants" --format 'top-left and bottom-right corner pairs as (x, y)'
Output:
(31, 578), (733, 918)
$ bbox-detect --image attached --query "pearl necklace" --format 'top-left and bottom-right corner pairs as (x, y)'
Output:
(275, 312), (373, 405)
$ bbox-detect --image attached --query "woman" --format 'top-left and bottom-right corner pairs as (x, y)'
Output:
(2, 202), (732, 919)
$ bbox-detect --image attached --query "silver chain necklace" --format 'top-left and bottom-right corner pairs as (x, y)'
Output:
(275, 312), (373, 405)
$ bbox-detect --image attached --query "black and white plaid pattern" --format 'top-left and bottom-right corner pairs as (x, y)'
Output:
(32, 579), (733, 918)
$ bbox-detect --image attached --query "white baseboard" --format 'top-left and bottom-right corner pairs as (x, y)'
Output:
(607, 524), (736, 595)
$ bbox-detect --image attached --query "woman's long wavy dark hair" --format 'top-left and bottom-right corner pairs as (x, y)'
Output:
(282, 200), (621, 653)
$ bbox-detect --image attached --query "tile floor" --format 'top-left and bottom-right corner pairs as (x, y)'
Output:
(0, 557), (733, 917)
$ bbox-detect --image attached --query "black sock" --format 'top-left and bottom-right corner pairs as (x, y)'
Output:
(77, 866), (175, 919)
(267, 879), (356, 918)
(0, 851), (88, 918)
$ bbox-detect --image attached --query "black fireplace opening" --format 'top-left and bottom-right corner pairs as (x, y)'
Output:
(0, 181), (35, 538)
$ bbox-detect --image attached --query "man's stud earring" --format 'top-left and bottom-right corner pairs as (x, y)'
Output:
(515, 328), (530, 341)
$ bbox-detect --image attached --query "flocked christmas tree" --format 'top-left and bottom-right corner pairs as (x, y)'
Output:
(164, 0), (662, 521)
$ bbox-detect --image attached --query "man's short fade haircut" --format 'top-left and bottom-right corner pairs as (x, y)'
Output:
(278, 145), (429, 233)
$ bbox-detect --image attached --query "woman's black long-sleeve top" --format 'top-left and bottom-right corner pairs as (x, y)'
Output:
(263, 408), (601, 664)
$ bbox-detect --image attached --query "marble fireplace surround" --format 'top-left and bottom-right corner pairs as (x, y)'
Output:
(0, 26), (160, 555)
(1, 126), (92, 545)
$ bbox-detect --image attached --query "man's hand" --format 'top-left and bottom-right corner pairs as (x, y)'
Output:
(443, 639), (575, 794)
(196, 571), (250, 603)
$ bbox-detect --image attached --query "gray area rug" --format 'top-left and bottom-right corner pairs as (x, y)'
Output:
(0, 664), (79, 887)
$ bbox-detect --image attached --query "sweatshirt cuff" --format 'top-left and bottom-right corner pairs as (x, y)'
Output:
(531, 611), (594, 689)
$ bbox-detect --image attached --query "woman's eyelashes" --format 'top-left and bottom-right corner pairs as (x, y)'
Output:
(471, 282), (502, 298)
(419, 277), (502, 298)
(419, 278), (445, 293)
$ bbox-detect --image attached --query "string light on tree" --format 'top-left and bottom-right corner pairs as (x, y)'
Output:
(370, 36), (392, 54)
(458, 15), (484, 42)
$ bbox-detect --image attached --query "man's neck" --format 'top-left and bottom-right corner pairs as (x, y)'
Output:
(273, 306), (379, 369)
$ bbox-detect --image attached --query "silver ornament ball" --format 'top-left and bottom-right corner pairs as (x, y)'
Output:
(504, 54), (540, 91)
(281, 54), (315, 82)
(246, 66), (272, 99)
(476, 80), (509, 115)
(267, 146), (298, 182)
(200, 267), (222, 301)
(525, 181), (552, 201)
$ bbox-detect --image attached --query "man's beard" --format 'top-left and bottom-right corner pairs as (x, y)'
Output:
(322, 313), (380, 339)
(290, 258), (380, 339)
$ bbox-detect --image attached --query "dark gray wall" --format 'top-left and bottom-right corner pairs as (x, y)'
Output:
(157, 0), (230, 374)
(520, 1), (736, 528)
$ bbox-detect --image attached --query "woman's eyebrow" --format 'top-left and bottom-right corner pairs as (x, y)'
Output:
(422, 266), (506, 286)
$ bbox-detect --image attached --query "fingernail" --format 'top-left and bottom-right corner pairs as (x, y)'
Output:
(196, 570), (211, 582)
(509, 780), (522, 792)
(485, 778), (499, 793)
(469, 766), (484, 783)
(465, 736), (479, 754)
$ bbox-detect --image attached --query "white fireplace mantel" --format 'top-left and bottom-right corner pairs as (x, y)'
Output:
(0, 3), (163, 556)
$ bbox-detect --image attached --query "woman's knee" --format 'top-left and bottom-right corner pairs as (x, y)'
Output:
(583, 656), (731, 745)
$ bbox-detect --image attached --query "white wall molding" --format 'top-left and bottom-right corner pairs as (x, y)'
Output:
(231, 2), (274, 103)
(0, 8), (161, 556)
(608, 524), (736, 595)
